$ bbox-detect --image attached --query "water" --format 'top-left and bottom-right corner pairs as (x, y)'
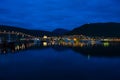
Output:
(0, 42), (120, 80)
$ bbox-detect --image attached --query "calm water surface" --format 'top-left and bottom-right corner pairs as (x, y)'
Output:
(0, 43), (120, 80)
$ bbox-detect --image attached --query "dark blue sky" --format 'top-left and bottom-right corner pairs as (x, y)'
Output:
(0, 0), (120, 31)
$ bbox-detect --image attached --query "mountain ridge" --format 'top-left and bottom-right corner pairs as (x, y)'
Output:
(68, 22), (120, 37)
(1, 22), (120, 37)
(0, 25), (54, 37)
(52, 28), (69, 35)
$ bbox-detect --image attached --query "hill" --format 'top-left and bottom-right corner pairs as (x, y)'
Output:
(68, 22), (120, 37)
(52, 28), (69, 35)
(0, 25), (54, 37)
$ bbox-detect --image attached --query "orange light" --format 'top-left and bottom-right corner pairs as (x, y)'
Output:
(74, 38), (77, 41)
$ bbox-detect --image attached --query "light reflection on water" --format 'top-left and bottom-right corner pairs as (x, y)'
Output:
(0, 42), (120, 57)
(103, 42), (110, 47)
(0, 42), (120, 80)
(0, 44), (120, 80)
(0, 42), (120, 55)
(43, 42), (47, 46)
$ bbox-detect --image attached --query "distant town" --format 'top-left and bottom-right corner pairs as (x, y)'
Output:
(0, 22), (120, 53)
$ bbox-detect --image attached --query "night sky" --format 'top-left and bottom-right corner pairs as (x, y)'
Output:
(0, 0), (120, 31)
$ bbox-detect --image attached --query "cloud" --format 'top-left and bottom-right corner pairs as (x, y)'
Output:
(0, 0), (120, 31)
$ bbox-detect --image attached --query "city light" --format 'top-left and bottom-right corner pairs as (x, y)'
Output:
(43, 35), (47, 39)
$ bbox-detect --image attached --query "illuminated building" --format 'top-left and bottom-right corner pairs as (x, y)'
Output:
(43, 35), (48, 39)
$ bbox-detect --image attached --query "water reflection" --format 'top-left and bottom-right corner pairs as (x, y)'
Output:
(0, 41), (120, 57)
(88, 54), (90, 60)
(43, 42), (47, 46)
(103, 42), (110, 47)
(0, 42), (35, 54)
